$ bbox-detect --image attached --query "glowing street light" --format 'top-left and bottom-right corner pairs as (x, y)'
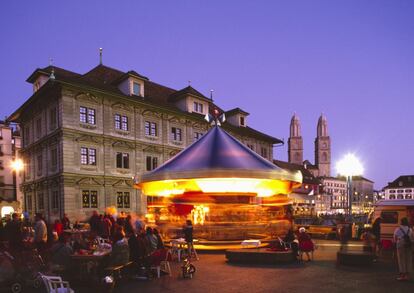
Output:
(11, 159), (24, 172)
(336, 154), (363, 216)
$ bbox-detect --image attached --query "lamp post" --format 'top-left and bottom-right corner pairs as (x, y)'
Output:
(336, 154), (363, 216)
(11, 159), (24, 202)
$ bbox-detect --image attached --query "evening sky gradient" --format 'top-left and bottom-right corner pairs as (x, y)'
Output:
(1, 0), (413, 188)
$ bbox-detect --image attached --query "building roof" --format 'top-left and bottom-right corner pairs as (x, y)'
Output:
(169, 85), (210, 102)
(140, 125), (302, 183)
(273, 160), (320, 185)
(337, 175), (374, 183)
(225, 107), (250, 117)
(375, 199), (414, 206)
(9, 64), (283, 144)
(384, 175), (414, 189)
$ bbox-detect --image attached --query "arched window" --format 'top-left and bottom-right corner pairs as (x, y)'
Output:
(322, 152), (328, 162)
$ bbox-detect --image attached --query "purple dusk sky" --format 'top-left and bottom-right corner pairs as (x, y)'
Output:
(1, 1), (413, 188)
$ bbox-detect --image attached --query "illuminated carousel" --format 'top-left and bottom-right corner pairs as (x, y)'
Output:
(136, 115), (302, 248)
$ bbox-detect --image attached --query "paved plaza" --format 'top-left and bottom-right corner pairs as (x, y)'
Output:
(90, 240), (414, 293)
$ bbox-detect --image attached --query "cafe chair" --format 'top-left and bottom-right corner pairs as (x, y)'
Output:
(151, 249), (172, 278)
(39, 273), (74, 293)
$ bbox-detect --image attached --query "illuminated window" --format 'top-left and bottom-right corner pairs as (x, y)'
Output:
(80, 147), (96, 165)
(82, 190), (98, 208)
(117, 192), (130, 209)
(80, 106), (96, 124)
(171, 127), (182, 141)
(115, 114), (128, 131)
(145, 121), (157, 136)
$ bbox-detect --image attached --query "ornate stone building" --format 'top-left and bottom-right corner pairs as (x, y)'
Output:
(8, 63), (282, 222)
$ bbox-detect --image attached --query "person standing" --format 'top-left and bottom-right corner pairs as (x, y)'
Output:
(5, 213), (23, 251)
(298, 227), (314, 261)
(372, 217), (382, 255)
(34, 213), (48, 251)
(183, 220), (197, 259)
(393, 217), (413, 281)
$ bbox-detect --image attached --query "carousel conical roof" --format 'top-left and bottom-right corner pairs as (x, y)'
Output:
(140, 125), (302, 184)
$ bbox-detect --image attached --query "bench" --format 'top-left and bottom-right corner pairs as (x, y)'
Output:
(226, 249), (295, 264)
(337, 251), (374, 266)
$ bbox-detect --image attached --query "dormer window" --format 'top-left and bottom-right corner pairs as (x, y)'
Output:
(240, 116), (245, 126)
(193, 102), (203, 114)
(133, 82), (141, 96)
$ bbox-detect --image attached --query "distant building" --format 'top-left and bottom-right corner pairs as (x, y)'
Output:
(0, 121), (22, 217)
(384, 175), (414, 200)
(8, 63), (282, 222)
(288, 113), (331, 178)
(286, 114), (374, 214)
(274, 160), (320, 217)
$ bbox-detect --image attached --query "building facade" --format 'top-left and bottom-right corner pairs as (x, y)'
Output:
(9, 64), (282, 222)
(0, 121), (22, 217)
(384, 175), (414, 200)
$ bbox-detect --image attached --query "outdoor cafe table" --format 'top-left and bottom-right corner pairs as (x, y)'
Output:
(71, 250), (111, 281)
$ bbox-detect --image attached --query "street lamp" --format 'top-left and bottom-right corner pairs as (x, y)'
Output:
(11, 159), (24, 202)
(336, 154), (363, 216)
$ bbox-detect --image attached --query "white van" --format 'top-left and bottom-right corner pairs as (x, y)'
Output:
(372, 200), (414, 248)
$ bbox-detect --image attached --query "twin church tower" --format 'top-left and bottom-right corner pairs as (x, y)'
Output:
(288, 114), (331, 177)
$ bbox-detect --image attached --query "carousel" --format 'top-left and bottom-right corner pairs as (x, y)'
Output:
(135, 115), (302, 247)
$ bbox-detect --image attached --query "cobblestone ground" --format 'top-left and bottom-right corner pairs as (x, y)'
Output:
(76, 241), (414, 293)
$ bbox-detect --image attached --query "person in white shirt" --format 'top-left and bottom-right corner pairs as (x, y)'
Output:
(34, 213), (48, 251)
(393, 217), (413, 281)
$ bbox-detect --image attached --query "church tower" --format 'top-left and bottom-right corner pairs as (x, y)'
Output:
(315, 114), (331, 177)
(288, 114), (303, 165)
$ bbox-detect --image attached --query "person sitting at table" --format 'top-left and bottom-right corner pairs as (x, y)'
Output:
(50, 232), (74, 273)
(109, 228), (130, 266)
(283, 228), (299, 260)
(53, 219), (63, 236)
(146, 227), (158, 253)
(61, 214), (71, 230)
(153, 228), (164, 249)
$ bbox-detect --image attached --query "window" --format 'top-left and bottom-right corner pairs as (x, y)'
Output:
(82, 190), (98, 208)
(146, 156), (158, 171)
(133, 82), (141, 96)
(240, 116), (245, 126)
(50, 107), (57, 130)
(37, 154), (42, 175)
(26, 194), (32, 211)
(80, 106), (95, 124)
(37, 193), (44, 210)
(80, 147), (96, 165)
(406, 194), (412, 199)
(397, 194), (404, 199)
(193, 102), (203, 113)
(380, 211), (398, 224)
(171, 127), (182, 141)
(116, 153), (129, 169)
(405, 189), (412, 193)
(145, 121), (157, 137)
(24, 127), (30, 146)
(117, 192), (130, 209)
(247, 144), (254, 151)
(25, 157), (31, 178)
(36, 118), (42, 138)
(389, 189), (396, 193)
(260, 147), (268, 158)
(194, 132), (203, 141)
(51, 148), (58, 169)
(115, 114), (129, 131)
(51, 190), (59, 209)
(389, 194), (396, 200)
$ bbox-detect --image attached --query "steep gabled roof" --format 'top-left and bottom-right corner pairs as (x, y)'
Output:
(226, 107), (250, 117)
(169, 85), (210, 102)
